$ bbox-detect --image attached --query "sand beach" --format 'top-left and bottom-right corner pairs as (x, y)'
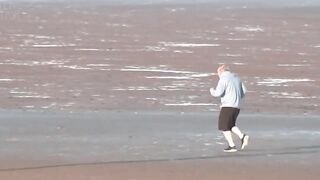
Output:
(0, 111), (319, 179)
(0, 0), (319, 179)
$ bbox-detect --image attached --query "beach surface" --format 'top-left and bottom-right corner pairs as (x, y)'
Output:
(0, 111), (319, 179)
(0, 1), (319, 179)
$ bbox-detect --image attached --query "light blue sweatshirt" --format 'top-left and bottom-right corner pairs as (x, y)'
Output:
(210, 71), (246, 108)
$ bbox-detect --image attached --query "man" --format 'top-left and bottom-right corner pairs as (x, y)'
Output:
(210, 64), (249, 152)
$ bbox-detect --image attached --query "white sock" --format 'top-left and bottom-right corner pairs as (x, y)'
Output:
(231, 126), (244, 139)
(223, 131), (235, 147)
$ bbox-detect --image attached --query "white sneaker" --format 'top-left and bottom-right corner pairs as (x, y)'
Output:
(224, 146), (237, 153)
(241, 134), (249, 149)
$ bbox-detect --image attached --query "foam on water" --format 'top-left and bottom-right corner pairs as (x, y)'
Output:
(0, 78), (24, 82)
(120, 66), (195, 74)
(145, 46), (168, 52)
(257, 78), (315, 86)
(35, 44), (75, 48)
(74, 48), (107, 51)
(297, 52), (307, 56)
(86, 64), (111, 67)
(227, 38), (250, 41)
(119, 66), (216, 83)
(173, 50), (193, 53)
(56, 65), (91, 70)
(261, 48), (288, 52)
(62, 102), (75, 107)
(232, 62), (246, 65)
(12, 34), (55, 39)
(145, 76), (191, 80)
(234, 26), (264, 32)
(11, 95), (51, 99)
(145, 72), (215, 80)
(113, 87), (155, 91)
(0, 47), (13, 50)
(218, 53), (242, 57)
(146, 98), (158, 101)
(159, 41), (221, 47)
(265, 91), (317, 99)
(277, 64), (310, 67)
(158, 86), (183, 91)
(10, 90), (34, 94)
(165, 8), (185, 12)
(105, 23), (130, 28)
(189, 73), (216, 78)
(165, 103), (217, 106)
(33, 35), (55, 39)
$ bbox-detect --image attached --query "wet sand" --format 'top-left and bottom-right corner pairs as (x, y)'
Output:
(0, 111), (319, 179)
(0, 160), (319, 180)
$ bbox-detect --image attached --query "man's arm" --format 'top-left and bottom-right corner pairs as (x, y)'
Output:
(210, 79), (226, 97)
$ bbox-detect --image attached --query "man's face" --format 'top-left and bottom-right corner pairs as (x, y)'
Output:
(217, 66), (224, 77)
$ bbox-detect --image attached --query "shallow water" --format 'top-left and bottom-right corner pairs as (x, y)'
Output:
(0, 3), (319, 114)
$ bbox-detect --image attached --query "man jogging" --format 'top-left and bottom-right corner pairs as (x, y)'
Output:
(210, 64), (249, 152)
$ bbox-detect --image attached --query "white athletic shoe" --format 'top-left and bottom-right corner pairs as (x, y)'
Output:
(224, 146), (237, 153)
(241, 134), (249, 149)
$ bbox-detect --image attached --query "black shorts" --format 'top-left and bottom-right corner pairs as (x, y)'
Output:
(218, 107), (240, 131)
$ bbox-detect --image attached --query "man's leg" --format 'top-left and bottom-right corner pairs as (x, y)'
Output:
(231, 126), (244, 139)
(222, 131), (237, 152)
(219, 107), (237, 152)
(231, 109), (243, 138)
(231, 109), (249, 150)
(232, 126), (249, 149)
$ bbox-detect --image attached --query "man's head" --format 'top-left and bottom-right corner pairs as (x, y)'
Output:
(217, 64), (230, 77)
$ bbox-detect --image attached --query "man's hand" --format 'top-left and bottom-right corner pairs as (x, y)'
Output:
(209, 88), (215, 96)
